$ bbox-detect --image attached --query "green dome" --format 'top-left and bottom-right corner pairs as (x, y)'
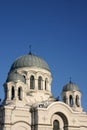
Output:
(6, 72), (26, 83)
(10, 53), (50, 71)
(62, 81), (80, 92)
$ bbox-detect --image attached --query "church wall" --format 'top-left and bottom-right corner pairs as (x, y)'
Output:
(11, 122), (31, 130)
(35, 102), (87, 130)
(36, 126), (52, 130)
(1, 106), (32, 130)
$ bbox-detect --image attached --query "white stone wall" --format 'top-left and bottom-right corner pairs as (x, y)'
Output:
(35, 102), (87, 130)
(1, 58), (87, 130)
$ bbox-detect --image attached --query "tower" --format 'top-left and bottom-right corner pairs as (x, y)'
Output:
(61, 80), (83, 112)
(1, 52), (53, 130)
(4, 53), (53, 106)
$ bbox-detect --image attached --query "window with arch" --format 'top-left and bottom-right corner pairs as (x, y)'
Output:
(38, 76), (43, 90)
(69, 95), (73, 106)
(18, 87), (22, 100)
(76, 95), (79, 107)
(5, 87), (7, 100)
(53, 120), (60, 130)
(30, 75), (35, 89)
(11, 86), (15, 100)
(63, 96), (66, 103)
(45, 78), (48, 90)
(23, 75), (26, 78)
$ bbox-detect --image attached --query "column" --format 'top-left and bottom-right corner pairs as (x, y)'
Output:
(26, 78), (30, 91)
(35, 79), (38, 90)
(43, 80), (45, 90)
(73, 96), (76, 107)
(7, 87), (11, 100)
(14, 88), (18, 100)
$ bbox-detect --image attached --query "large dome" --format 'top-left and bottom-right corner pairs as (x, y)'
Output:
(62, 81), (80, 92)
(10, 53), (50, 71)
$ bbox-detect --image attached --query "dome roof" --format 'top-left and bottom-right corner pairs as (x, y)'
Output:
(10, 53), (50, 71)
(62, 81), (80, 92)
(6, 72), (26, 83)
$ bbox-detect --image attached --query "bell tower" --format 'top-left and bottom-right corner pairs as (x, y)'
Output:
(61, 81), (83, 112)
(1, 52), (53, 130)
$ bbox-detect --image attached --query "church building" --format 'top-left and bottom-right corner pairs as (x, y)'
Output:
(0, 52), (87, 130)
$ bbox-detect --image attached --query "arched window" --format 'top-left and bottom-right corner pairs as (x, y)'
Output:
(70, 95), (73, 106)
(53, 120), (60, 130)
(30, 75), (35, 89)
(18, 87), (22, 100)
(38, 76), (42, 90)
(63, 96), (66, 103)
(45, 78), (48, 90)
(76, 95), (79, 107)
(5, 87), (7, 100)
(11, 86), (15, 100)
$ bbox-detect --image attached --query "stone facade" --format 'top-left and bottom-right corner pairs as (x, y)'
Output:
(0, 53), (87, 130)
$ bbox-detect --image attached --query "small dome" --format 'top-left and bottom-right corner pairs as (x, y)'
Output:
(62, 81), (80, 92)
(6, 72), (26, 83)
(10, 53), (50, 71)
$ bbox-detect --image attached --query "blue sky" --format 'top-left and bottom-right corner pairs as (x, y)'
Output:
(0, 0), (87, 111)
